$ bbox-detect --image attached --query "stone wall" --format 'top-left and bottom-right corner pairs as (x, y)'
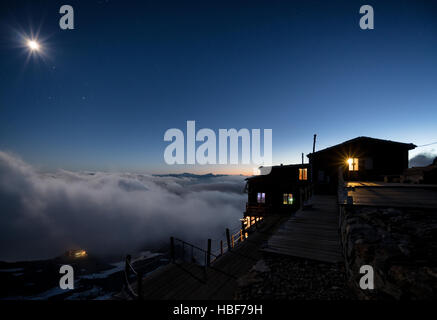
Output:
(339, 205), (437, 299)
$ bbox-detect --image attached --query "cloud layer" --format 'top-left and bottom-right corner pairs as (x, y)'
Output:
(409, 153), (437, 167)
(0, 151), (246, 262)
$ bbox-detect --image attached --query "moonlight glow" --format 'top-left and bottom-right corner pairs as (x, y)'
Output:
(27, 40), (40, 51)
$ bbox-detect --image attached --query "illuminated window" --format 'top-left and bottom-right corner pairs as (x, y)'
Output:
(283, 193), (293, 205)
(299, 168), (308, 180)
(257, 192), (265, 203)
(347, 158), (359, 171)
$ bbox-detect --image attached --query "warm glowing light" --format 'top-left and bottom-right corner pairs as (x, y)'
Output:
(347, 158), (359, 171)
(299, 168), (308, 180)
(66, 249), (88, 258)
(27, 40), (40, 51)
(74, 250), (87, 258)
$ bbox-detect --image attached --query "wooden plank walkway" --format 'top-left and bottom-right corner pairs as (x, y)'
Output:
(262, 195), (343, 263)
(135, 216), (287, 300)
(345, 182), (437, 209)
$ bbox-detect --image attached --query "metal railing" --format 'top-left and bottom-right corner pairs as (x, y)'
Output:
(171, 237), (219, 266)
(245, 203), (273, 215)
(170, 216), (265, 267)
(123, 215), (266, 299)
(123, 254), (143, 300)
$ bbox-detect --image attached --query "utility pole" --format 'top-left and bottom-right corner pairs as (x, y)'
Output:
(311, 134), (317, 183)
(313, 134), (317, 154)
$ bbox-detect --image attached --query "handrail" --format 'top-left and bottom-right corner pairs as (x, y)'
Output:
(124, 270), (138, 299)
(170, 215), (265, 267)
(174, 237), (218, 257)
(126, 257), (138, 275)
(123, 255), (143, 300)
(123, 214), (266, 299)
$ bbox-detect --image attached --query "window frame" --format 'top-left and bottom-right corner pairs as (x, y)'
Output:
(283, 193), (294, 205)
(348, 158), (359, 171)
(257, 192), (266, 204)
(299, 168), (308, 180)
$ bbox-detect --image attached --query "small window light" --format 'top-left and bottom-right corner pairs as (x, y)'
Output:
(347, 158), (359, 171)
(257, 192), (265, 203)
(283, 193), (293, 205)
(299, 168), (308, 180)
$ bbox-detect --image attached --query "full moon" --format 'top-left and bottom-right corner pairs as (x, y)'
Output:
(27, 40), (40, 51)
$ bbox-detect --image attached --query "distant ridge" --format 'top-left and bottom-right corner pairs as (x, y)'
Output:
(152, 173), (227, 179)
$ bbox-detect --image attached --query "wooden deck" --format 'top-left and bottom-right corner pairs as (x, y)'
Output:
(262, 195), (343, 263)
(134, 216), (286, 300)
(122, 195), (346, 299)
(345, 182), (437, 209)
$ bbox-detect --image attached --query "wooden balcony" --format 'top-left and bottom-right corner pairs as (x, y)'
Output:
(244, 203), (273, 216)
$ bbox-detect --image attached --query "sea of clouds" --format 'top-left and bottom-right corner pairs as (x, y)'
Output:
(0, 151), (247, 262)
(409, 152), (436, 167)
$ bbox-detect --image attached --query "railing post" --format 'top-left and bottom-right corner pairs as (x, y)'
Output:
(220, 240), (223, 256)
(232, 234), (235, 248)
(206, 239), (211, 267)
(137, 272), (143, 300)
(226, 228), (231, 251)
(170, 237), (175, 263)
(125, 254), (131, 276)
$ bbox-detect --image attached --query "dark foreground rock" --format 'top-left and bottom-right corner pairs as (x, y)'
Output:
(340, 206), (437, 300)
(235, 253), (355, 300)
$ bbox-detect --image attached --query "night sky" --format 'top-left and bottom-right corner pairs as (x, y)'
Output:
(0, 0), (436, 174)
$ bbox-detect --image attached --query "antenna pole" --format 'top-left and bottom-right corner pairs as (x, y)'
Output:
(311, 134), (317, 183)
(313, 134), (317, 153)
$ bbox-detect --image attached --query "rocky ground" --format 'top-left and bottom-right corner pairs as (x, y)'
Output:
(235, 253), (356, 300)
(235, 204), (437, 300)
(340, 206), (437, 300)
